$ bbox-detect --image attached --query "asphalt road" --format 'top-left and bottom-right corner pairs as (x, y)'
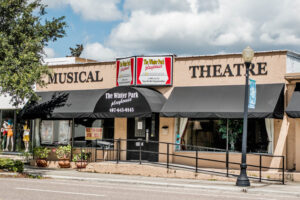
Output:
(0, 177), (299, 200)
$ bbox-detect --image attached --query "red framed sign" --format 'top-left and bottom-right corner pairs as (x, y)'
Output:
(116, 57), (135, 86)
(136, 56), (173, 86)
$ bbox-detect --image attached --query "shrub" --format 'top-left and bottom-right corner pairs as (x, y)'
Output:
(56, 145), (71, 159)
(33, 147), (51, 159)
(0, 158), (24, 173)
(72, 150), (91, 162)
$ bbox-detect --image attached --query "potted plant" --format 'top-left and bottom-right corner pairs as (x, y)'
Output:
(56, 145), (71, 168)
(219, 119), (243, 151)
(72, 150), (91, 169)
(33, 147), (50, 167)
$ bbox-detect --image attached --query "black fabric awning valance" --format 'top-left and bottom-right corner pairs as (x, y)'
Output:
(160, 84), (284, 119)
(21, 89), (107, 119)
(93, 86), (166, 118)
(286, 89), (300, 118)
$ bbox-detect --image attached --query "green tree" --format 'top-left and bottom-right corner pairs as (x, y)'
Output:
(68, 44), (83, 57)
(0, 0), (66, 106)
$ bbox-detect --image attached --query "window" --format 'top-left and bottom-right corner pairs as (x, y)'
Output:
(177, 119), (226, 151)
(134, 118), (145, 137)
(176, 118), (271, 153)
(73, 118), (114, 147)
(40, 120), (71, 145)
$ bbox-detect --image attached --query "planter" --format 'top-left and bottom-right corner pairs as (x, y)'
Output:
(76, 161), (88, 169)
(36, 158), (47, 167)
(58, 158), (71, 168)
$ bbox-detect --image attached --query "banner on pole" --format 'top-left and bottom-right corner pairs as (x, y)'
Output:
(248, 79), (256, 109)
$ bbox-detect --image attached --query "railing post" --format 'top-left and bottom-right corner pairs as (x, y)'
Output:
(195, 149), (198, 173)
(139, 142), (142, 165)
(259, 154), (262, 182)
(282, 156), (285, 184)
(102, 145), (105, 162)
(167, 143), (169, 169)
(94, 140), (97, 162)
(117, 139), (120, 164)
(80, 147), (83, 169)
(226, 150), (229, 177)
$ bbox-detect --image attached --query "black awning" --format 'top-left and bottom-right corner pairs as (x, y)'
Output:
(160, 84), (284, 119)
(286, 90), (300, 118)
(93, 86), (166, 118)
(21, 89), (107, 119)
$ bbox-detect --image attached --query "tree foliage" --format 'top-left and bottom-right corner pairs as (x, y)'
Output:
(0, 0), (66, 106)
(69, 44), (83, 57)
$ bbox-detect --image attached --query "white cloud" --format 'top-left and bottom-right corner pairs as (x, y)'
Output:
(43, 47), (56, 58)
(42, 0), (122, 21)
(106, 0), (300, 55)
(82, 42), (116, 61)
(43, 0), (300, 57)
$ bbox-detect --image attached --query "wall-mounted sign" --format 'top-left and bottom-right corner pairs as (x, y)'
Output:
(85, 127), (103, 140)
(93, 87), (153, 118)
(189, 62), (268, 78)
(136, 56), (173, 86)
(116, 58), (135, 86)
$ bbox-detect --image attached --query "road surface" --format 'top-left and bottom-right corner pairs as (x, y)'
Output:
(0, 176), (299, 200)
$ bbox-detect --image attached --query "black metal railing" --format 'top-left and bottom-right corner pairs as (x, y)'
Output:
(71, 138), (285, 184)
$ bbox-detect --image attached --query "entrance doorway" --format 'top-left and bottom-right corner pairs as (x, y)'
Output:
(127, 114), (159, 162)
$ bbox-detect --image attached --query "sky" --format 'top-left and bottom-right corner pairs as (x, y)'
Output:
(41, 0), (300, 61)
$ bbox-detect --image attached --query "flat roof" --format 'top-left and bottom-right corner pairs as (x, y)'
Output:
(43, 50), (300, 67)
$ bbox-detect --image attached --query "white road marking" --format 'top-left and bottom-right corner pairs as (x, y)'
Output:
(16, 187), (105, 197)
(2, 178), (297, 200)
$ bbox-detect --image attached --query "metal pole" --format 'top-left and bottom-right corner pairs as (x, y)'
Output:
(226, 119), (229, 177)
(139, 142), (142, 165)
(167, 143), (169, 169)
(117, 139), (120, 164)
(236, 62), (251, 187)
(226, 150), (229, 177)
(118, 139), (121, 162)
(71, 118), (75, 161)
(94, 140), (97, 162)
(196, 149), (198, 173)
(282, 156), (285, 184)
(102, 145), (105, 161)
(259, 154), (262, 182)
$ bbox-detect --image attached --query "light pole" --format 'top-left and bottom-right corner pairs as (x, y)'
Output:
(236, 46), (254, 187)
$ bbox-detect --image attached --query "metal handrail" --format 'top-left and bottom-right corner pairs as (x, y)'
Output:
(73, 138), (285, 184)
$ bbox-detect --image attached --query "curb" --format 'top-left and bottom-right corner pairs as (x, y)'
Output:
(25, 173), (300, 198)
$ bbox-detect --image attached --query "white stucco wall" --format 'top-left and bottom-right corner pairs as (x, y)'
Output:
(286, 53), (300, 73)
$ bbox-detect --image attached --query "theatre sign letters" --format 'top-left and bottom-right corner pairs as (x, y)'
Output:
(48, 71), (103, 84)
(189, 62), (268, 78)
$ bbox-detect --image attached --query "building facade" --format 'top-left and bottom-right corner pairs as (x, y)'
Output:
(24, 50), (300, 171)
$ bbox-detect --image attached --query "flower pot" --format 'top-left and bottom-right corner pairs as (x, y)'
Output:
(36, 158), (47, 167)
(76, 161), (88, 169)
(58, 158), (71, 168)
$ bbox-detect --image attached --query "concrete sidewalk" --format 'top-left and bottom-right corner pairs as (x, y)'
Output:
(22, 165), (300, 198)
